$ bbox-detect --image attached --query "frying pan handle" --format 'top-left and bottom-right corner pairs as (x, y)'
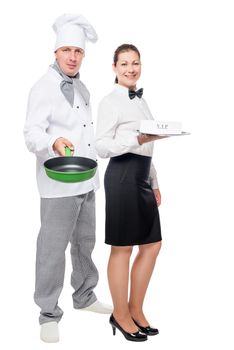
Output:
(65, 146), (72, 156)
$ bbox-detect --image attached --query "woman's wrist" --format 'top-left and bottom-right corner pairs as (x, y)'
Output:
(137, 135), (143, 145)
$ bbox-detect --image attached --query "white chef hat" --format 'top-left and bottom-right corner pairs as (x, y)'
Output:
(53, 14), (98, 51)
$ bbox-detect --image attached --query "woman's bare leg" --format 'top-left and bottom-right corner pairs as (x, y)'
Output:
(129, 241), (161, 325)
(107, 246), (138, 332)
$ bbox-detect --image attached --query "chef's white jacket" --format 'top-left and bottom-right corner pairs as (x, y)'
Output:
(96, 84), (159, 189)
(24, 66), (99, 198)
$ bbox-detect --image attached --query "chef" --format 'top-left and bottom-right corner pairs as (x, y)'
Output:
(24, 13), (112, 343)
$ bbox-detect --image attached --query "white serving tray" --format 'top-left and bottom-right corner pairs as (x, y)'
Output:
(143, 131), (191, 136)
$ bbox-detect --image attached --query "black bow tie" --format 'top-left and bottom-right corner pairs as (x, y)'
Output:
(128, 88), (143, 99)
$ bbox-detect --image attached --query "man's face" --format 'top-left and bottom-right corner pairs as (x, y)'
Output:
(55, 46), (85, 76)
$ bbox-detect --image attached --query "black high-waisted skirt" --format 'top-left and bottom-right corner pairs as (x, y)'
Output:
(104, 153), (162, 246)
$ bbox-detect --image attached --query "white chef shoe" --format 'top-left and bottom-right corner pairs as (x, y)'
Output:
(79, 300), (113, 314)
(40, 321), (59, 343)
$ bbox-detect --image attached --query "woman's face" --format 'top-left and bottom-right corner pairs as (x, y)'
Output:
(113, 50), (141, 89)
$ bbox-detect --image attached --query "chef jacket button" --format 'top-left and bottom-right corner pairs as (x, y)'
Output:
(85, 103), (88, 106)
(76, 106), (79, 109)
(88, 144), (90, 146)
(91, 122), (93, 125)
(83, 124), (86, 127)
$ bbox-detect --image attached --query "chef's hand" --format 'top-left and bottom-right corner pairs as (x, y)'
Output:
(137, 133), (168, 145)
(153, 188), (161, 207)
(53, 137), (75, 156)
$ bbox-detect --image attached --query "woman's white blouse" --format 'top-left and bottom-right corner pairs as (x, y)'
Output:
(96, 84), (159, 189)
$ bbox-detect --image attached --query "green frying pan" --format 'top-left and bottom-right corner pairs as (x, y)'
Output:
(44, 147), (97, 183)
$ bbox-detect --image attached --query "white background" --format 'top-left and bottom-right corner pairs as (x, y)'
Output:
(0, 0), (233, 349)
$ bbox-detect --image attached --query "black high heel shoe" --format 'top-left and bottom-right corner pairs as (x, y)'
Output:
(109, 314), (148, 342)
(133, 319), (159, 336)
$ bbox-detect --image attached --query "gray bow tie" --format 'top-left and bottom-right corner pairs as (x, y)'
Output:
(51, 61), (90, 107)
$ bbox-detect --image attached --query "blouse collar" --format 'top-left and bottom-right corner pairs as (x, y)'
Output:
(114, 83), (130, 96)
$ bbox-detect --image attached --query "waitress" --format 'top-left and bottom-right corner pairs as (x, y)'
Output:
(96, 44), (164, 342)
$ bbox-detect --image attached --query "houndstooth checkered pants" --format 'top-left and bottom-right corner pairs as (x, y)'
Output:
(34, 190), (99, 324)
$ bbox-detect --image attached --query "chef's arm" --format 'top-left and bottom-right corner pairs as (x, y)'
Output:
(95, 99), (139, 158)
(24, 88), (60, 158)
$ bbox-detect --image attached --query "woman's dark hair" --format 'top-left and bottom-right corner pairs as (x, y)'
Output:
(113, 44), (141, 83)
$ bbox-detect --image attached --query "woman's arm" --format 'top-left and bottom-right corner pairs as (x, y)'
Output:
(95, 98), (139, 158)
(138, 133), (168, 145)
(149, 162), (161, 206)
